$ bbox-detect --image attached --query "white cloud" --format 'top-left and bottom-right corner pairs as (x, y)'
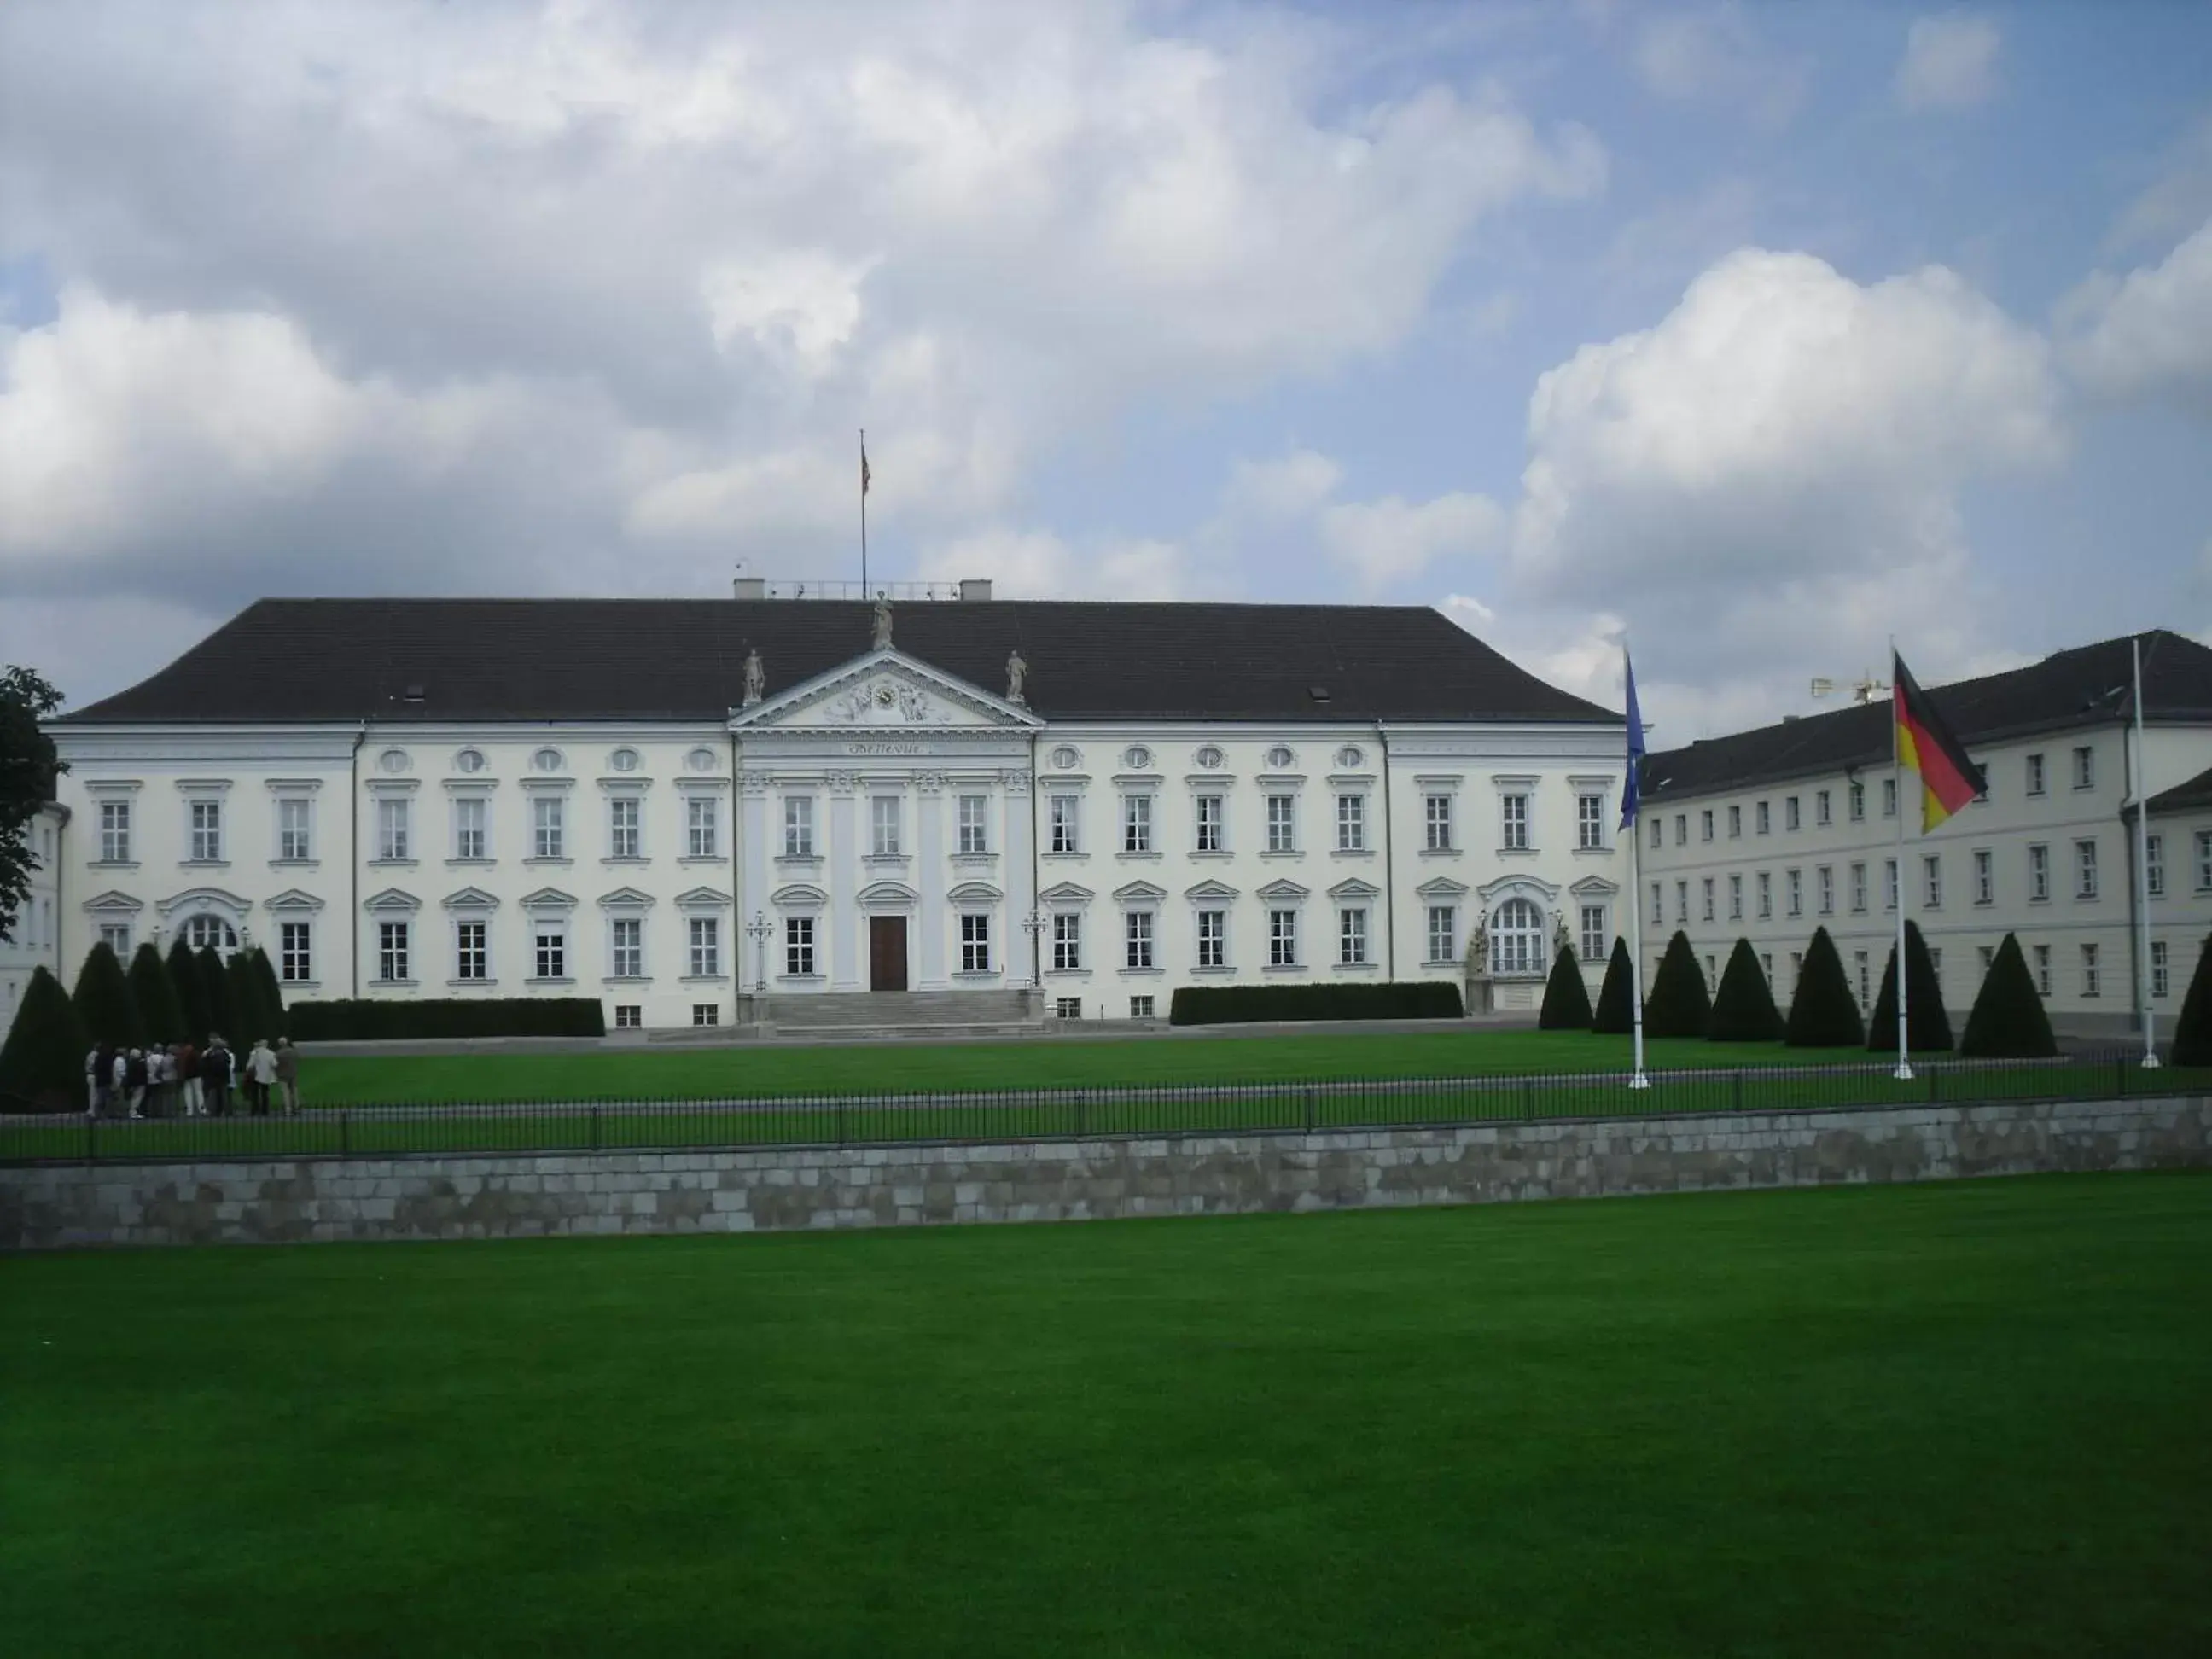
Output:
(917, 527), (1190, 602)
(1632, 7), (1807, 129)
(1894, 14), (2001, 112)
(2060, 219), (2212, 416)
(1319, 492), (1504, 588)
(1220, 450), (1344, 522)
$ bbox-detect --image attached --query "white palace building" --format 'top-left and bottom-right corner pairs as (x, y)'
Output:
(15, 584), (1633, 1033)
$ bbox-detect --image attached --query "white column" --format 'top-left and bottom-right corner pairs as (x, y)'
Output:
(739, 767), (771, 993)
(1004, 766), (1036, 987)
(829, 776), (861, 990)
(917, 771), (948, 988)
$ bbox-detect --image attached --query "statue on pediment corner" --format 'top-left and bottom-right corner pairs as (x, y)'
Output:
(1005, 649), (1027, 706)
(742, 647), (765, 707)
(871, 597), (894, 651)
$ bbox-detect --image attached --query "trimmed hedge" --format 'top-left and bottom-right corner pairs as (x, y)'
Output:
(1591, 938), (1635, 1034)
(248, 947), (288, 1041)
(128, 942), (188, 1045)
(288, 997), (609, 1041)
(195, 946), (236, 1045)
(70, 941), (145, 1049)
(2170, 933), (2212, 1067)
(1785, 926), (1865, 1048)
(1867, 919), (1953, 1052)
(1643, 931), (1711, 1039)
(1537, 946), (1594, 1030)
(1708, 938), (1782, 1042)
(166, 938), (210, 1044)
(1168, 982), (1464, 1027)
(0, 965), (89, 1112)
(1959, 933), (2057, 1058)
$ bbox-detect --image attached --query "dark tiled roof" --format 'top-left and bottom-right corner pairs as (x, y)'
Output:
(56, 597), (1616, 727)
(1642, 631), (2212, 801)
(2143, 762), (2212, 818)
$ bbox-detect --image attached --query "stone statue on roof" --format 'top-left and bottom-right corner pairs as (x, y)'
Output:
(871, 597), (894, 651)
(742, 647), (765, 707)
(1005, 648), (1027, 706)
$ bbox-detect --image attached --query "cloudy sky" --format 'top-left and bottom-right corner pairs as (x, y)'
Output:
(2, 1), (2208, 741)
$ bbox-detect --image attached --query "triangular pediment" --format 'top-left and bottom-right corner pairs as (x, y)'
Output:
(1039, 880), (1094, 904)
(1257, 879), (1311, 902)
(441, 886), (501, 911)
(81, 888), (144, 915)
(730, 649), (1042, 732)
(1569, 875), (1621, 898)
(362, 887), (422, 913)
(1113, 880), (1168, 903)
(596, 886), (656, 910)
(265, 888), (327, 914)
(517, 886), (579, 911)
(1184, 879), (1239, 902)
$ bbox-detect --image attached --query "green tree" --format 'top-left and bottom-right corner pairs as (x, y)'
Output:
(1867, 920), (1954, 1052)
(0, 965), (90, 1111)
(1591, 938), (1636, 1034)
(0, 665), (65, 946)
(1644, 930), (1711, 1039)
(1708, 939), (1782, 1042)
(167, 937), (211, 1041)
(247, 946), (288, 1039)
(2169, 933), (2212, 1067)
(1785, 926), (1865, 1049)
(128, 942), (188, 1045)
(1537, 944), (1594, 1030)
(1958, 934), (2058, 1058)
(196, 946), (236, 1044)
(70, 940), (145, 1048)
(226, 950), (269, 1046)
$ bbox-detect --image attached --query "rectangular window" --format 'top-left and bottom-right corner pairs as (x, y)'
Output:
(961, 914), (991, 974)
(376, 797), (410, 862)
(1650, 882), (1663, 925)
(1755, 801), (1771, 835)
(1675, 812), (1687, 847)
(1266, 795), (1295, 853)
(1337, 793), (1366, 852)
(687, 796), (719, 859)
(534, 928), (567, 981)
(1650, 817), (1662, 851)
(1854, 950), (1871, 1006)
(1676, 880), (1690, 923)
(2033, 944), (2052, 996)
(1195, 794), (1224, 853)
(1786, 869), (1802, 917)
(1728, 874), (1743, 920)
(2072, 745), (2094, 790)
(1817, 865), (1834, 916)
(1884, 859), (1899, 911)
(1728, 804), (1742, 838)
(1056, 997), (1083, 1021)
(2025, 752), (2046, 795)
(1882, 778), (1897, 818)
(1700, 809), (1714, 842)
(1430, 905), (1458, 963)
(688, 917), (719, 978)
(1050, 795), (1080, 855)
(99, 800), (131, 863)
(692, 1004), (719, 1027)
(1198, 909), (1227, 969)
(1701, 877), (1715, 923)
(1974, 848), (1994, 905)
(783, 796), (814, 858)
(98, 922), (132, 958)
(1756, 872), (1772, 920)
(2076, 839), (2098, 900)
(2029, 842), (2051, 901)
(378, 921), (410, 983)
(2081, 943), (2100, 998)
(1579, 905), (1606, 963)
(533, 796), (565, 859)
(1816, 789), (1831, 826)
(1130, 995), (1155, 1020)
(1578, 794), (1604, 850)
(609, 797), (641, 860)
(1429, 795), (1455, 851)
(1124, 794), (1154, 854)
(1851, 862), (1868, 913)
(455, 919), (487, 981)
(1848, 781), (1865, 822)
(1924, 855), (1942, 909)
(614, 1004), (641, 1029)
(454, 797), (486, 861)
(611, 917), (643, 978)
(1705, 954), (1718, 990)
(2146, 834), (2164, 899)
(277, 798), (311, 862)
(1338, 908), (1368, 966)
(786, 917), (816, 977)
(189, 800), (223, 862)
(1125, 911), (1155, 970)
(1785, 795), (1801, 832)
(2152, 940), (2170, 998)
(2199, 830), (2212, 892)
(1269, 909), (1299, 967)
(1790, 952), (1803, 993)
(870, 795), (901, 858)
(279, 921), (311, 984)
(958, 795), (989, 855)
(1052, 912), (1082, 971)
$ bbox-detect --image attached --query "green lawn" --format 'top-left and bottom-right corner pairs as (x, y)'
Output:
(6, 1174), (2209, 1656)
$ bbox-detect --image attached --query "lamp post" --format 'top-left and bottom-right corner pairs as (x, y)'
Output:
(1023, 909), (1046, 990)
(746, 910), (771, 993)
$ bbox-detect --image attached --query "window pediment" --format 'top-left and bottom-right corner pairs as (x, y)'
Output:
(264, 888), (326, 914)
(362, 887), (422, 914)
(441, 886), (501, 912)
(1183, 879), (1239, 903)
(81, 888), (144, 915)
(596, 887), (656, 911)
(1257, 878), (1310, 903)
(1328, 877), (1382, 901)
(1039, 880), (1094, 905)
(674, 885), (735, 910)
(517, 887), (579, 912)
(1113, 880), (1168, 903)
(156, 885), (252, 917)
(946, 880), (1003, 904)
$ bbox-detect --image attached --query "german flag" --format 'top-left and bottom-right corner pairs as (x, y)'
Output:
(1894, 651), (1986, 833)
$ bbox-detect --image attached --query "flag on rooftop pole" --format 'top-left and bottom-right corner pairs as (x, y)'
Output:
(1621, 643), (1650, 1090)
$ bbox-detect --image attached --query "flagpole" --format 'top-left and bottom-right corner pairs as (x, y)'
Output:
(1625, 640), (1649, 1090)
(2133, 634), (2161, 1068)
(859, 428), (870, 597)
(1891, 641), (1912, 1081)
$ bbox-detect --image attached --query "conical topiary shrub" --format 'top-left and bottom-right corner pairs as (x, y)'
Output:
(1708, 938), (1782, 1042)
(1867, 919), (1953, 1052)
(247, 946), (288, 1040)
(2170, 933), (2212, 1067)
(70, 941), (145, 1049)
(226, 950), (268, 1046)
(1538, 944), (1594, 1030)
(1958, 934), (2057, 1058)
(1644, 930), (1711, 1039)
(1592, 938), (1636, 1034)
(0, 965), (90, 1111)
(196, 946), (236, 1044)
(128, 942), (188, 1045)
(167, 937), (210, 1042)
(1785, 926), (1865, 1048)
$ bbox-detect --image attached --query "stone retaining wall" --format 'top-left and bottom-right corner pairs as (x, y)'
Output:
(4, 1095), (2207, 1249)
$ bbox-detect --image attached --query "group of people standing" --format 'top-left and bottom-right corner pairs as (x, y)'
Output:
(84, 1037), (300, 1118)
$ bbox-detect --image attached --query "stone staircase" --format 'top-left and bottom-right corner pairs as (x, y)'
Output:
(759, 987), (1045, 1039)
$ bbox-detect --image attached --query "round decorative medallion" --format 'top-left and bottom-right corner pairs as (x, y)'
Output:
(376, 748), (409, 774)
(686, 747), (717, 773)
(873, 684), (896, 707)
(533, 747), (563, 773)
(1051, 745), (1080, 771)
(454, 748), (486, 775)
(1267, 745), (1295, 769)
(1124, 745), (1152, 770)
(1196, 746), (1224, 770)
(609, 748), (640, 774)
(1337, 745), (1364, 769)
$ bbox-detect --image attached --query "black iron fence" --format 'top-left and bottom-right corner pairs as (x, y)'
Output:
(2, 1048), (2195, 1167)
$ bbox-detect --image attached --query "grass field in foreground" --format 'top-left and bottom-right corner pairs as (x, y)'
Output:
(7, 1174), (2209, 1656)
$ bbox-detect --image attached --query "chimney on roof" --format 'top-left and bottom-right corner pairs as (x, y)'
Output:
(733, 576), (766, 600)
(958, 579), (992, 602)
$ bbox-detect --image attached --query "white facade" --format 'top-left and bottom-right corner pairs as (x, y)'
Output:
(44, 645), (1630, 1027)
(1, 804), (67, 1035)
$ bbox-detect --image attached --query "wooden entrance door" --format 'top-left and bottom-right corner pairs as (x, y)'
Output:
(869, 916), (909, 992)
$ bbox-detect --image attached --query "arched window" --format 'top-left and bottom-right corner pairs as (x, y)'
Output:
(1491, 898), (1545, 976)
(181, 916), (240, 954)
